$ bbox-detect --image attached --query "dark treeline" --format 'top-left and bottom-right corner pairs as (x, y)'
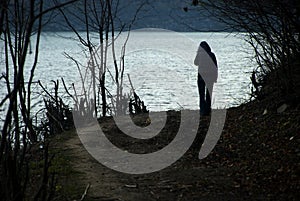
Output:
(38, 0), (226, 32)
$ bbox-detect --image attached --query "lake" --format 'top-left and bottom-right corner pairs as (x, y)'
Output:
(0, 31), (254, 117)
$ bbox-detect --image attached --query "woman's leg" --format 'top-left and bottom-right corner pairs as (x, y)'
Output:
(205, 82), (214, 115)
(198, 74), (206, 115)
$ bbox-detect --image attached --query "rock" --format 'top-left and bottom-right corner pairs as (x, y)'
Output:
(277, 104), (288, 113)
(124, 184), (137, 188)
(262, 109), (267, 115)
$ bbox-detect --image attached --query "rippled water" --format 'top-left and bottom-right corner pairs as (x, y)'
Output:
(0, 31), (254, 115)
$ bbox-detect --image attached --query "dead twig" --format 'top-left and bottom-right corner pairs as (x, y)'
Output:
(80, 183), (91, 201)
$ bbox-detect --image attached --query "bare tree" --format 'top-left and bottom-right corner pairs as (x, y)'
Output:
(59, 0), (146, 117)
(0, 0), (77, 200)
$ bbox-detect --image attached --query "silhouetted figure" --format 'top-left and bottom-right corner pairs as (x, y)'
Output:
(194, 41), (218, 116)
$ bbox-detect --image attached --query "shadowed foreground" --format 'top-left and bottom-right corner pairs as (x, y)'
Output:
(51, 100), (299, 201)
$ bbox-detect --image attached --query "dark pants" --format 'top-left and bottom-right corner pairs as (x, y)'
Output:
(198, 74), (213, 115)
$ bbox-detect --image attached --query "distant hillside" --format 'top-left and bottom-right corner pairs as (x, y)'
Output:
(42, 0), (226, 32)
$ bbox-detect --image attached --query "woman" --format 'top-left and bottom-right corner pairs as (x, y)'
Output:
(194, 41), (218, 116)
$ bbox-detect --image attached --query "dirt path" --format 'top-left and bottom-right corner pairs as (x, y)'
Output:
(64, 131), (236, 201)
(62, 108), (299, 201)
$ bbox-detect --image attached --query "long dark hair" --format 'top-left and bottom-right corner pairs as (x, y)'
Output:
(200, 41), (217, 66)
(200, 41), (211, 53)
